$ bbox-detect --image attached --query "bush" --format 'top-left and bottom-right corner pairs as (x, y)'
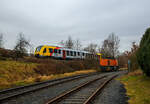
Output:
(33, 61), (73, 75)
(83, 59), (99, 69)
(129, 51), (139, 71)
(118, 53), (128, 68)
(137, 28), (150, 76)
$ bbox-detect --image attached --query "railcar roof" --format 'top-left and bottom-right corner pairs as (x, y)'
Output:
(61, 48), (90, 53)
(36, 45), (43, 48)
(36, 45), (93, 54)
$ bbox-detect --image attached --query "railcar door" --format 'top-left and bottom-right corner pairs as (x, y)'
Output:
(63, 50), (66, 59)
(43, 48), (47, 57)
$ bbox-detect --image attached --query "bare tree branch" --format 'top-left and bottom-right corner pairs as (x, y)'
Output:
(100, 33), (120, 57)
(65, 36), (74, 49)
(84, 43), (97, 53)
(74, 39), (82, 50)
(14, 33), (30, 59)
(0, 33), (4, 48)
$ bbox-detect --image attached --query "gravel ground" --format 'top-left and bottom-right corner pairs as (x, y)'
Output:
(2, 72), (115, 104)
(0, 73), (97, 99)
(1, 71), (127, 104)
(94, 78), (129, 104)
(57, 76), (109, 104)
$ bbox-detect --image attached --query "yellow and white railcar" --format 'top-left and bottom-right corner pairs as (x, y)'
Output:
(34, 45), (94, 60)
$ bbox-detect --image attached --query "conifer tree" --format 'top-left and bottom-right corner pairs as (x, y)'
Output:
(137, 28), (150, 76)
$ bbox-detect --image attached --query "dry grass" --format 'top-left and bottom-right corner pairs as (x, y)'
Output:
(118, 70), (150, 104)
(0, 59), (97, 90)
(34, 69), (96, 82)
(1, 69), (96, 89)
(0, 49), (99, 90)
(128, 69), (143, 76)
(119, 68), (128, 71)
(0, 60), (38, 89)
(30, 58), (100, 76)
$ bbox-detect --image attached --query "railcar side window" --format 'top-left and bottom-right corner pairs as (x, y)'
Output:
(49, 48), (53, 53)
(67, 51), (69, 56)
(82, 53), (85, 56)
(74, 52), (76, 56)
(43, 48), (46, 53)
(54, 49), (57, 53)
(58, 50), (61, 54)
(70, 51), (73, 56)
(36, 46), (42, 52)
(78, 52), (80, 56)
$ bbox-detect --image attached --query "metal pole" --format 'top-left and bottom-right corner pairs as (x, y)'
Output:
(128, 60), (131, 73)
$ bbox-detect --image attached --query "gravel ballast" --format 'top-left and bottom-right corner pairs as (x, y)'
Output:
(2, 71), (128, 104)
(94, 79), (128, 104)
(2, 72), (112, 104)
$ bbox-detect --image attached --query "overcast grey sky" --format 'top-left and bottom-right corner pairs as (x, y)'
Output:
(0, 0), (150, 52)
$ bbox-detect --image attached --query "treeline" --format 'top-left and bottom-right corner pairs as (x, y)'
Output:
(137, 28), (150, 76)
(1, 28), (150, 76)
(0, 32), (132, 71)
(124, 27), (150, 77)
(0, 32), (121, 60)
(0, 33), (31, 60)
(59, 33), (120, 58)
(0, 32), (133, 72)
(59, 34), (127, 68)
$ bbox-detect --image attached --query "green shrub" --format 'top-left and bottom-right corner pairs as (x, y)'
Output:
(137, 28), (150, 76)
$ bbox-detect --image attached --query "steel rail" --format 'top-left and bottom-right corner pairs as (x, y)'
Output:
(45, 75), (107, 104)
(0, 72), (98, 103)
(0, 72), (97, 94)
(83, 75), (118, 104)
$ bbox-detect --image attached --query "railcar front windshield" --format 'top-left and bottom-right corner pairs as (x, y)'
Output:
(36, 46), (42, 52)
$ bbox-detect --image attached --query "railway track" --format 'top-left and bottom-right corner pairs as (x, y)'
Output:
(46, 74), (118, 104)
(0, 72), (98, 103)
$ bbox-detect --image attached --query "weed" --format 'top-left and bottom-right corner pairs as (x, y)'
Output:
(118, 70), (150, 104)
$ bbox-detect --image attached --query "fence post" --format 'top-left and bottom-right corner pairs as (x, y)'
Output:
(128, 60), (131, 73)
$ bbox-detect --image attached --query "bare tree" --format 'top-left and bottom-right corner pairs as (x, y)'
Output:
(100, 39), (112, 57)
(131, 41), (138, 53)
(59, 36), (74, 49)
(74, 39), (82, 50)
(97, 45), (101, 53)
(65, 36), (74, 49)
(124, 41), (139, 71)
(118, 53), (128, 68)
(84, 43), (97, 53)
(0, 33), (4, 48)
(59, 36), (82, 50)
(29, 43), (34, 56)
(108, 33), (120, 57)
(100, 33), (120, 57)
(14, 33), (30, 59)
(124, 41), (139, 58)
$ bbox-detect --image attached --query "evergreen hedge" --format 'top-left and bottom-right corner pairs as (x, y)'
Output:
(137, 28), (150, 76)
